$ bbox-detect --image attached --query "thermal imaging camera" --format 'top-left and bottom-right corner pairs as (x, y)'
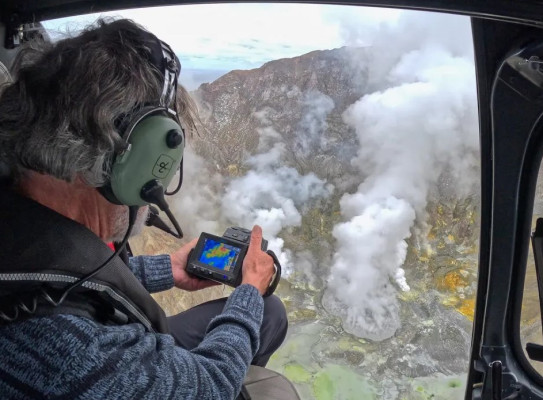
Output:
(187, 227), (270, 287)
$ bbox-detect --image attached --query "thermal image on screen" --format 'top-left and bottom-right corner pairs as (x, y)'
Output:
(199, 238), (241, 271)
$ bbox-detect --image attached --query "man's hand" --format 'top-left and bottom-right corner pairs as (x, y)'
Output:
(241, 225), (275, 296)
(170, 238), (220, 291)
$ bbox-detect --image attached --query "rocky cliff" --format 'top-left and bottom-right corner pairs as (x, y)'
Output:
(192, 47), (368, 183)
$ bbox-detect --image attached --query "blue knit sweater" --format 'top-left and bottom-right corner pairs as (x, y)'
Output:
(0, 255), (264, 399)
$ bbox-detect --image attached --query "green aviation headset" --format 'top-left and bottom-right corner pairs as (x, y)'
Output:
(100, 30), (185, 238)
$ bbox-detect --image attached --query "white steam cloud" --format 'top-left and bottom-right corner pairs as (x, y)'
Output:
(172, 95), (334, 275)
(323, 12), (479, 340)
(294, 91), (335, 157)
(222, 123), (334, 272)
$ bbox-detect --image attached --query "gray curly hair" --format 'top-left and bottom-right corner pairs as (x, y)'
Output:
(0, 18), (198, 187)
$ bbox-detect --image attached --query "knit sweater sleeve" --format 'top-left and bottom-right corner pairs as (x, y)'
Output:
(0, 285), (263, 400)
(128, 254), (174, 293)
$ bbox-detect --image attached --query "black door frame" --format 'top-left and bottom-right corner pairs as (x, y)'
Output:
(4, 1), (543, 398)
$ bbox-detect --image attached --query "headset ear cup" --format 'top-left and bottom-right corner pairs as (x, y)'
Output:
(108, 112), (184, 206)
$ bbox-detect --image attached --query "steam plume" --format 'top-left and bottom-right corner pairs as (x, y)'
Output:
(323, 11), (479, 340)
(222, 132), (333, 272)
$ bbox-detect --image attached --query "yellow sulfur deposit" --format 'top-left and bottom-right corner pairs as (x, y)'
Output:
(438, 271), (467, 291)
(457, 298), (475, 321)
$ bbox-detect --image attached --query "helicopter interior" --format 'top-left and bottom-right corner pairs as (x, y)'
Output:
(3, 1), (543, 399)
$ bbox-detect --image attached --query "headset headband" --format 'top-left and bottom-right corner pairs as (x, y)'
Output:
(159, 41), (180, 112)
(138, 30), (180, 114)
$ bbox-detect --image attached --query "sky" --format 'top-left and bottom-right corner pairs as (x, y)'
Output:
(43, 3), (403, 88)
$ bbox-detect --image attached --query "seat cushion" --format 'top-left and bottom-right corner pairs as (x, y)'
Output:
(243, 366), (300, 400)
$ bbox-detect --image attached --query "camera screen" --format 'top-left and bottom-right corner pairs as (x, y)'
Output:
(199, 238), (241, 272)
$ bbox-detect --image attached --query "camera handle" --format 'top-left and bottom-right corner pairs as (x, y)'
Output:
(264, 250), (281, 298)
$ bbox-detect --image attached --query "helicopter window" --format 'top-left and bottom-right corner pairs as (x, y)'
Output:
(44, 4), (480, 398)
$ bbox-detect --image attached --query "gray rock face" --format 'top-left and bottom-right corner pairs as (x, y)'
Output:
(192, 47), (367, 185)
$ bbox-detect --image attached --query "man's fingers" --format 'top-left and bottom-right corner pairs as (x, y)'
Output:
(248, 225), (263, 252)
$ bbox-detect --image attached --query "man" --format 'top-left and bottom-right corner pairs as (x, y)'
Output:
(0, 18), (287, 399)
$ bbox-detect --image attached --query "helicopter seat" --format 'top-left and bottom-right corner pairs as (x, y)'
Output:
(238, 365), (301, 400)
